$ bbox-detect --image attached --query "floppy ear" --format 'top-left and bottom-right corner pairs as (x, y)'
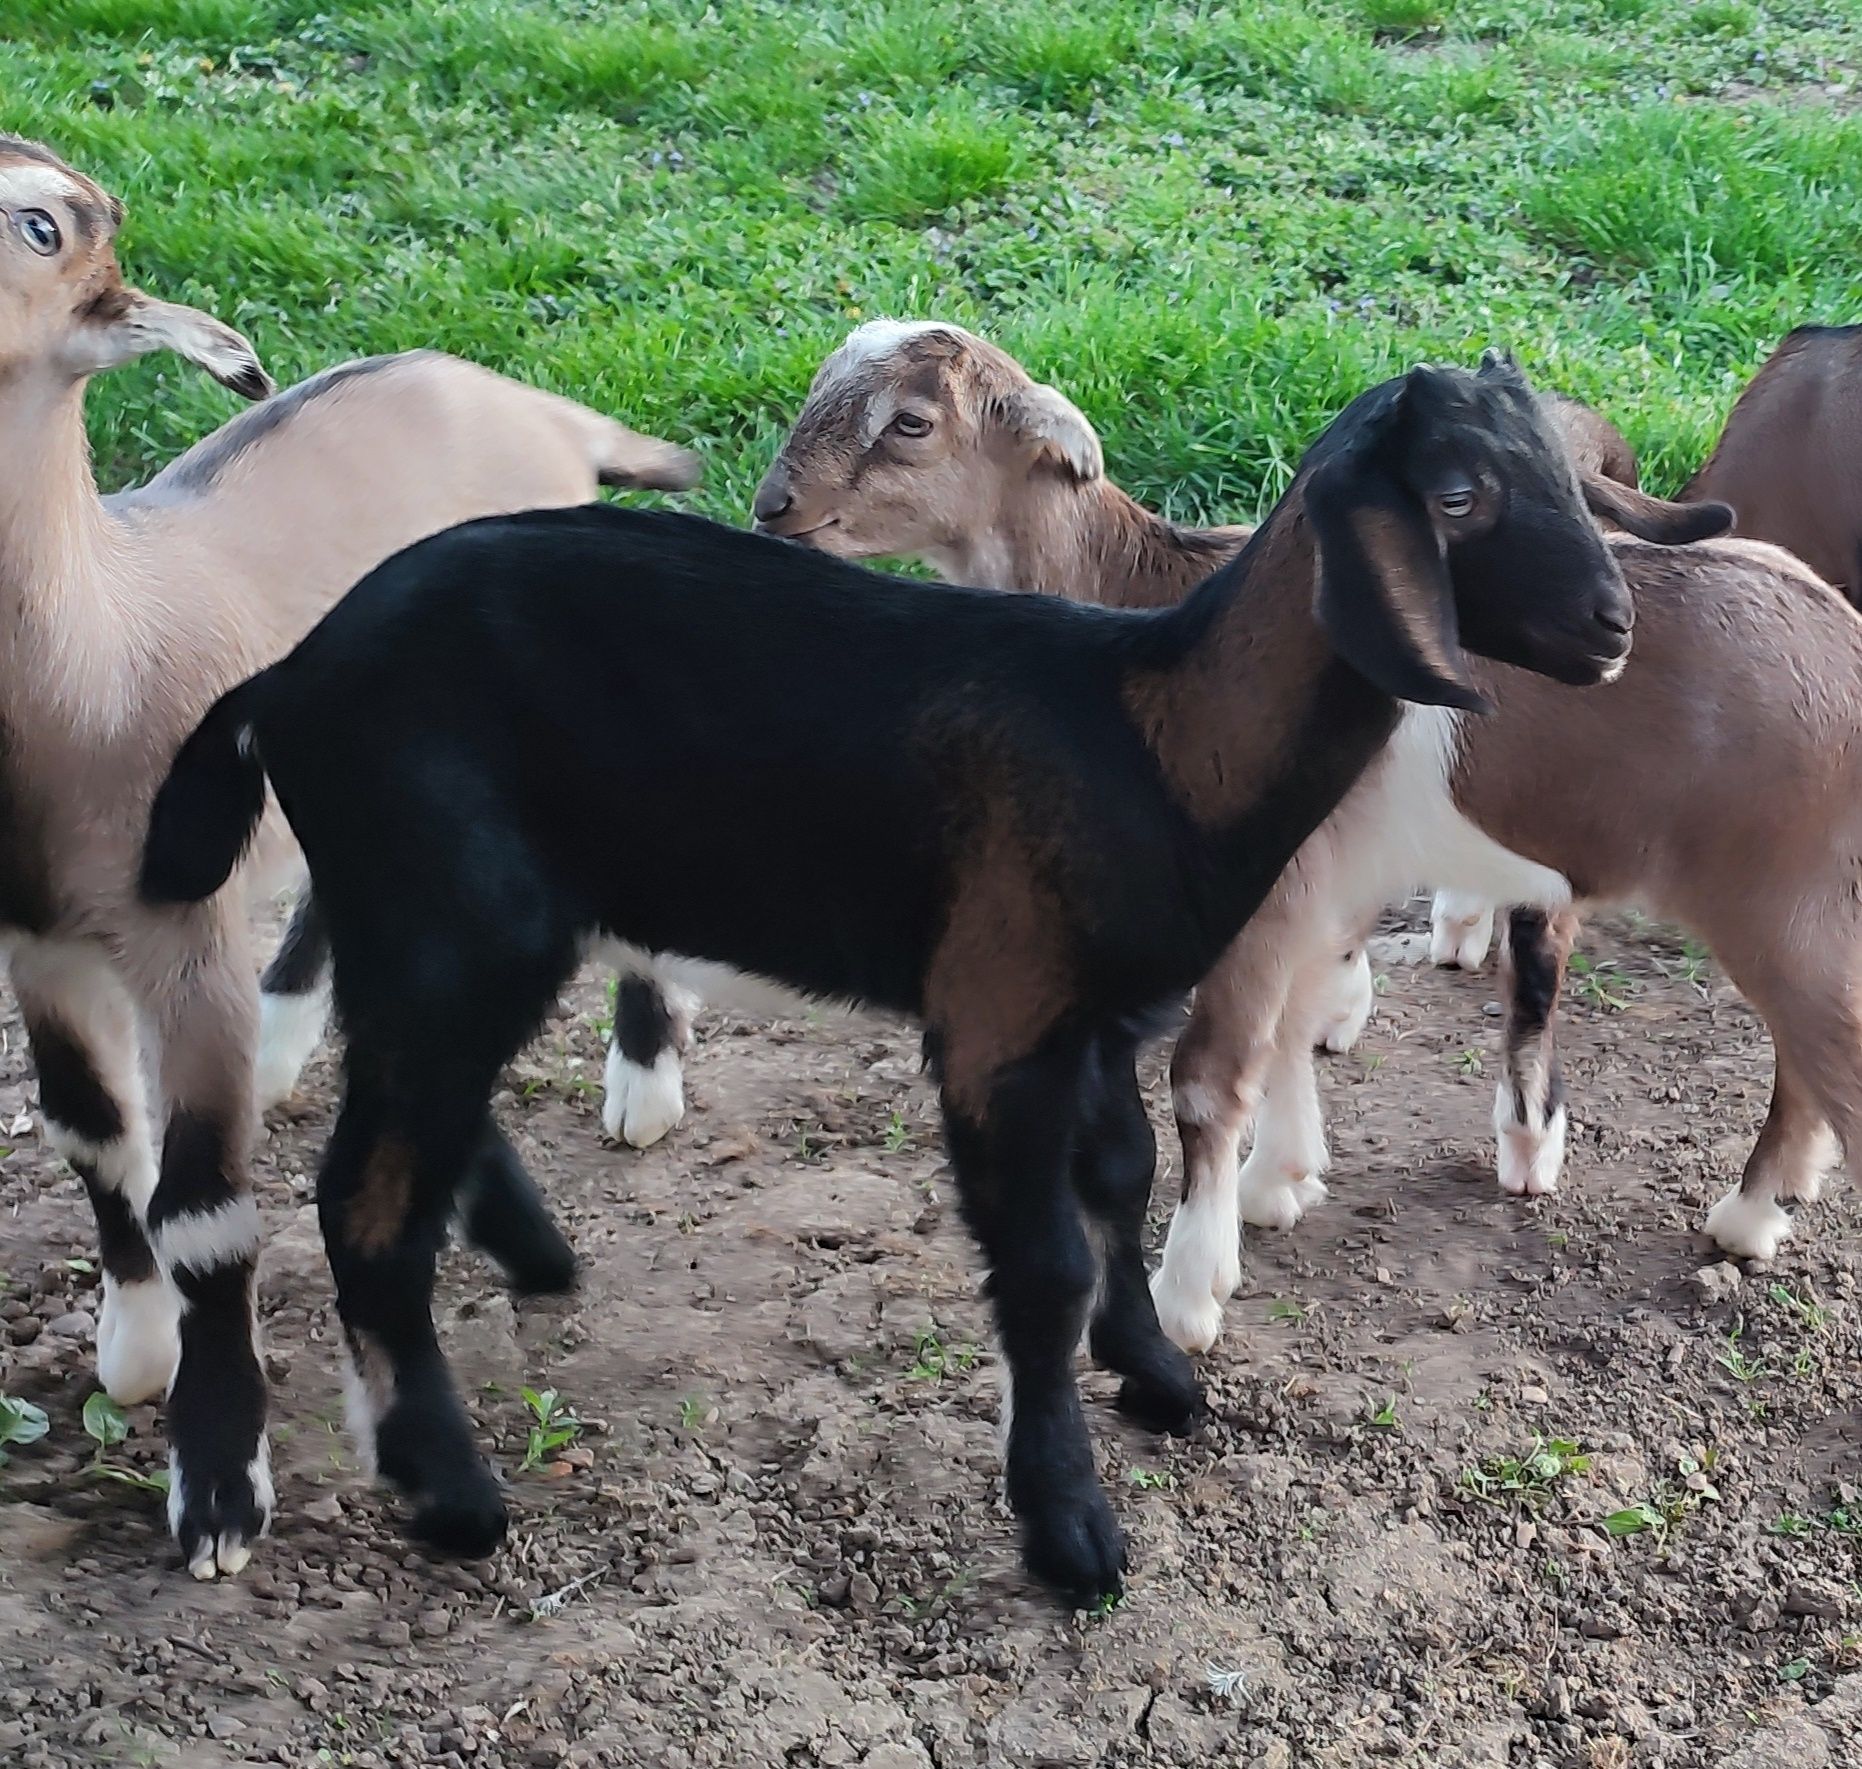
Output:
(1308, 389), (1488, 712)
(995, 382), (1104, 481)
(69, 286), (273, 399)
(1582, 475), (1732, 545)
(594, 425), (703, 493)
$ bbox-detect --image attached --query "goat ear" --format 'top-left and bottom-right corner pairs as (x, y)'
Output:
(595, 425), (703, 493)
(1308, 425), (1489, 713)
(1582, 475), (1732, 545)
(997, 383), (1104, 481)
(75, 287), (273, 400)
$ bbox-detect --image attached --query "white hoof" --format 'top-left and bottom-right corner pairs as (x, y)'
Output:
(1316, 950), (1374, 1055)
(1430, 893), (1495, 971)
(96, 1273), (181, 1404)
(254, 988), (329, 1110)
(1236, 1161), (1328, 1230)
(1150, 1267), (1227, 1356)
(1704, 1187), (1792, 1261)
(1495, 1102), (1567, 1197)
(602, 1042), (685, 1148)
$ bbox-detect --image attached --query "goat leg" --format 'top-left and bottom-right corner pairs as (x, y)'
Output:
(1493, 908), (1578, 1197)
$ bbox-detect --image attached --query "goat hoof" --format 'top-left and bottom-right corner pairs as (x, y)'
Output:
(1237, 1170), (1326, 1231)
(494, 1220), (579, 1297)
(1703, 1187), (1792, 1262)
(1148, 1266), (1225, 1355)
(602, 1044), (686, 1149)
(1494, 1107), (1567, 1197)
(172, 1441), (273, 1581)
(1019, 1485), (1127, 1609)
(1114, 1364), (1205, 1437)
(409, 1473), (509, 1558)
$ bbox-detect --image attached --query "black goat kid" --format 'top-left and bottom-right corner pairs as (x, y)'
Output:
(144, 355), (1635, 1606)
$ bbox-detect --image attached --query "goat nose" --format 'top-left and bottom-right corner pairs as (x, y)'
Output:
(752, 482), (794, 525)
(1594, 605), (1633, 637)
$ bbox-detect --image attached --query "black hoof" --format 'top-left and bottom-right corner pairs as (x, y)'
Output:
(497, 1221), (579, 1297)
(409, 1472), (508, 1558)
(1019, 1482), (1127, 1608)
(1114, 1359), (1206, 1436)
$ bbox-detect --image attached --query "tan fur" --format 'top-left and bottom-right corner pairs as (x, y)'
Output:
(1684, 327), (1862, 595)
(347, 1137), (415, 1257)
(757, 320), (1249, 606)
(0, 140), (697, 1564)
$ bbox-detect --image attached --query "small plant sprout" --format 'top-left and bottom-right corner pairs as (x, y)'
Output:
(1716, 1321), (1768, 1385)
(1567, 952), (1633, 1010)
(1128, 1464), (1176, 1491)
(1453, 1048), (1484, 1076)
(1460, 1438), (1594, 1510)
(1604, 1448), (1722, 1546)
(80, 1392), (168, 1492)
(1267, 1298), (1306, 1323)
(1770, 1281), (1832, 1333)
(517, 1386), (585, 1473)
(1367, 1397), (1400, 1429)
(883, 1109), (911, 1154)
(906, 1328), (980, 1382)
(678, 1394), (717, 1431)
(0, 1394), (50, 1465)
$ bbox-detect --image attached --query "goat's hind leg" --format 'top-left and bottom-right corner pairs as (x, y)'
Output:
(1493, 908), (1577, 1197)
(11, 942), (177, 1405)
(1072, 1039), (1202, 1434)
(944, 1039), (1125, 1605)
(455, 1124), (576, 1294)
(602, 963), (692, 1149)
(255, 888), (332, 1110)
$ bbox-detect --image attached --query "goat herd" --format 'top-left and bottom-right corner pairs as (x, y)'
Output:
(5, 135), (1861, 1611)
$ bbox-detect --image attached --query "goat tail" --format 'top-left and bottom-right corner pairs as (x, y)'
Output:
(140, 672), (274, 905)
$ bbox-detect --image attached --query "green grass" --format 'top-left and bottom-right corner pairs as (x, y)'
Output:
(6, 1), (1861, 519)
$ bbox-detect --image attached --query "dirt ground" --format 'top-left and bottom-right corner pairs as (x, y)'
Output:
(2, 901), (1860, 1769)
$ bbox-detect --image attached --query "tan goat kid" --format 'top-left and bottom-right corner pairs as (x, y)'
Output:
(0, 137), (697, 1578)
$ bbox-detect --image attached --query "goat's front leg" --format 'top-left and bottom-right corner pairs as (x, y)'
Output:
(10, 941), (177, 1405)
(1493, 908), (1578, 1196)
(1233, 947), (1339, 1229)
(255, 888), (331, 1110)
(140, 945), (270, 1579)
(943, 1042), (1123, 1606)
(1071, 1038), (1202, 1434)
(601, 966), (693, 1149)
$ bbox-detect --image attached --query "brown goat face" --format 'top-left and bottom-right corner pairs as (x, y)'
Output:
(0, 136), (271, 400)
(1311, 352), (1636, 711)
(753, 319), (1101, 565)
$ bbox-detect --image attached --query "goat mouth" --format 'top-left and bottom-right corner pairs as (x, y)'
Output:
(758, 517), (840, 544)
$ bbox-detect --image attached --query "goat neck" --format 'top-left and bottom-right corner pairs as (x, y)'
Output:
(929, 472), (1241, 610)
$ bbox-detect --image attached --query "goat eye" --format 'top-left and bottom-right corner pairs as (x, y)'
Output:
(15, 209), (60, 256)
(889, 411), (932, 439)
(1435, 488), (1477, 519)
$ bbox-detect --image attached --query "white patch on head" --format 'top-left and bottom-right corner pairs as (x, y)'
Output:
(1704, 1186), (1792, 1261)
(0, 163), (87, 213)
(255, 985), (328, 1110)
(152, 1194), (263, 1276)
(602, 1042), (686, 1148)
(96, 1271), (181, 1404)
(821, 318), (967, 387)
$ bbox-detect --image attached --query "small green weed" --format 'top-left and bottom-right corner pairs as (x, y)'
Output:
(1128, 1464), (1176, 1491)
(82, 1392), (169, 1493)
(1568, 953), (1632, 1011)
(1366, 1396), (1400, 1429)
(906, 1329), (980, 1382)
(1460, 1437), (1593, 1511)
(1453, 1048), (1483, 1077)
(517, 1386), (584, 1473)
(0, 1394), (50, 1465)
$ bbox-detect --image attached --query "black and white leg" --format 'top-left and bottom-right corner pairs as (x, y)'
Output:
(1072, 1039), (1203, 1435)
(1493, 907), (1575, 1196)
(255, 888), (330, 1109)
(141, 954), (271, 1578)
(601, 963), (693, 1148)
(10, 940), (179, 1406)
(943, 1038), (1125, 1607)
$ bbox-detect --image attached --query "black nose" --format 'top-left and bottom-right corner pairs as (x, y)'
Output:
(1594, 605), (1633, 638)
(752, 483), (794, 525)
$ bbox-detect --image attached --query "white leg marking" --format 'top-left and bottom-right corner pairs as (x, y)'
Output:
(151, 1195), (264, 1276)
(1151, 1132), (1244, 1355)
(1315, 949), (1374, 1054)
(1781, 1125), (1840, 1204)
(1704, 1186), (1793, 1261)
(601, 1041), (686, 1148)
(1430, 891), (1496, 970)
(342, 1342), (392, 1480)
(41, 1118), (158, 1212)
(1493, 1081), (1568, 1197)
(96, 1271), (182, 1404)
(254, 987), (329, 1110)
(1236, 1050), (1329, 1232)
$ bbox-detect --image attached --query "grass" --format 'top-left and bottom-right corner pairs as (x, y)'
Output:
(5, 2), (1860, 522)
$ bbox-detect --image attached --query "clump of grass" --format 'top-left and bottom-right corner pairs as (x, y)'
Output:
(1358, 0), (1448, 38)
(1460, 1437), (1593, 1510)
(842, 100), (1024, 225)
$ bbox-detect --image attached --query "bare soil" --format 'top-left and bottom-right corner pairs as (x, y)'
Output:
(3, 903), (1861, 1769)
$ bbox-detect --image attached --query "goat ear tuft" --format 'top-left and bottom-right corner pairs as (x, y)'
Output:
(73, 288), (273, 398)
(1582, 475), (1732, 545)
(997, 383), (1104, 481)
(1478, 346), (1522, 379)
(1308, 443), (1488, 713)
